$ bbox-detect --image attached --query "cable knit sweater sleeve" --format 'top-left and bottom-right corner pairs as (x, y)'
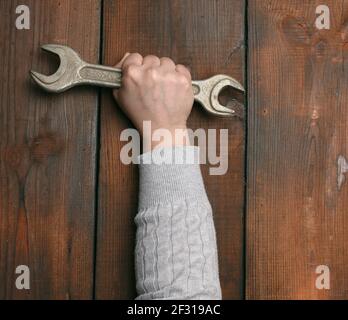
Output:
(135, 146), (222, 300)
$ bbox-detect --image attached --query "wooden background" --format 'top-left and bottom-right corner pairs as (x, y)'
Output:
(0, 0), (347, 299)
(247, 0), (348, 299)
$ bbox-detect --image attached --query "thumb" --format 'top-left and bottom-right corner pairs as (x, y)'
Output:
(114, 52), (130, 69)
(113, 52), (130, 101)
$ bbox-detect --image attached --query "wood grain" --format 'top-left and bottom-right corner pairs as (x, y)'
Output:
(247, 0), (348, 299)
(0, 0), (100, 299)
(96, 0), (246, 299)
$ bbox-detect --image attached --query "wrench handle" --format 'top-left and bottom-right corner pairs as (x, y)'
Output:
(79, 64), (122, 88)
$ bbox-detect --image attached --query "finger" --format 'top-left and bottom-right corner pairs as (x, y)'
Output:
(122, 53), (143, 69)
(176, 64), (192, 81)
(159, 57), (176, 71)
(113, 54), (132, 100)
(142, 55), (161, 68)
(114, 52), (130, 68)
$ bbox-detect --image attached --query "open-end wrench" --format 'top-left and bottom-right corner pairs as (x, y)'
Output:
(30, 44), (244, 117)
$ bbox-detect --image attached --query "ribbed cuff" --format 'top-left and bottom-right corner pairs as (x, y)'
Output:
(138, 146), (210, 208)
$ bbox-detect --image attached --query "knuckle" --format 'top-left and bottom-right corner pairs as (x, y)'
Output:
(146, 67), (159, 79)
(146, 54), (159, 60)
(178, 74), (190, 85)
(145, 55), (160, 65)
(161, 57), (174, 63)
(177, 64), (191, 76)
(123, 65), (140, 79)
(130, 52), (143, 60)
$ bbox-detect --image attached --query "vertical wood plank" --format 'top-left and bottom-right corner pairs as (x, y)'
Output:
(0, 0), (100, 299)
(96, 0), (245, 299)
(247, 0), (348, 299)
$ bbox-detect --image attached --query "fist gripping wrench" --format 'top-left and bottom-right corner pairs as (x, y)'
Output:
(30, 44), (244, 117)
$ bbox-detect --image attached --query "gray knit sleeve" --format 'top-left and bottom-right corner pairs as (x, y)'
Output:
(135, 146), (222, 300)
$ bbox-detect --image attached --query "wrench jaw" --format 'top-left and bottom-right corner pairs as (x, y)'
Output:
(193, 75), (245, 117)
(30, 44), (83, 93)
(30, 70), (75, 93)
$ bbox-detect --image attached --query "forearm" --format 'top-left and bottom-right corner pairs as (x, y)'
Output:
(134, 146), (222, 300)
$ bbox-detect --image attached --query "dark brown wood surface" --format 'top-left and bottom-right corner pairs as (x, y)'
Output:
(95, 0), (246, 299)
(247, 0), (348, 299)
(0, 0), (100, 299)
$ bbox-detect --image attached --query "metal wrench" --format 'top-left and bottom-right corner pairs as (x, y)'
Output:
(30, 44), (244, 117)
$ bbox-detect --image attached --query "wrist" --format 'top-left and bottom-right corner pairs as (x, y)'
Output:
(142, 126), (191, 152)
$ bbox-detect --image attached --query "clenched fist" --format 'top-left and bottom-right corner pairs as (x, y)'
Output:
(113, 53), (194, 151)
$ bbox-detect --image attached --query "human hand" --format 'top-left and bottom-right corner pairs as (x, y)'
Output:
(113, 53), (194, 151)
